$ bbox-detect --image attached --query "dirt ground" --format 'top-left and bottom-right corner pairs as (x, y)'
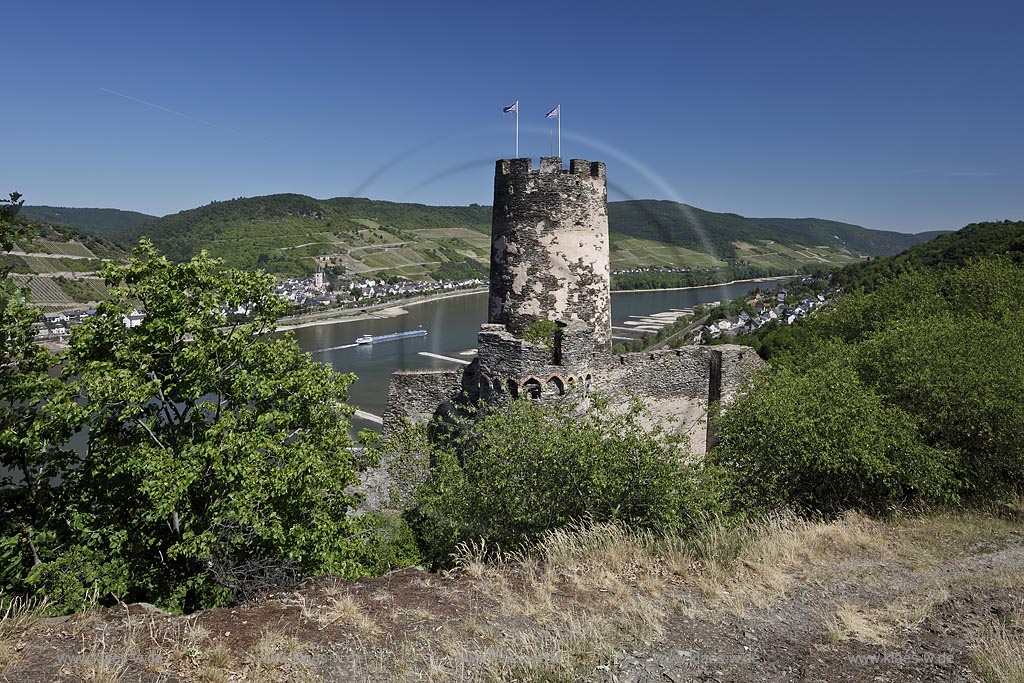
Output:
(2, 509), (1021, 682)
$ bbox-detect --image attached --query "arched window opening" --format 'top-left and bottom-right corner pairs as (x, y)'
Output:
(523, 378), (542, 400)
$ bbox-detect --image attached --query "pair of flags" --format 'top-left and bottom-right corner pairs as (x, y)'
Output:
(502, 101), (559, 119)
(502, 100), (560, 157)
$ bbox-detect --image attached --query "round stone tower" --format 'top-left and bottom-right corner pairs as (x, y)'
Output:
(488, 157), (612, 352)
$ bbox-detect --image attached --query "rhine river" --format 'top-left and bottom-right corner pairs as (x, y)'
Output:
(291, 280), (786, 431)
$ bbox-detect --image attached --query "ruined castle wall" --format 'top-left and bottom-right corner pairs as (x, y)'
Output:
(381, 368), (473, 436)
(719, 345), (766, 400)
(597, 344), (764, 454)
(489, 157), (612, 351)
(598, 344), (762, 402)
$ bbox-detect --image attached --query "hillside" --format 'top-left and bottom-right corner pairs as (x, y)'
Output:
(831, 219), (1024, 289)
(0, 218), (129, 308)
(105, 194), (940, 278)
(723, 218), (1024, 364)
(3, 509), (1021, 682)
(608, 200), (933, 260)
(114, 194), (493, 278)
(21, 205), (156, 234)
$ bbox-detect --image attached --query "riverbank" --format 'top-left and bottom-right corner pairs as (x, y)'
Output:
(276, 276), (796, 332)
(275, 287), (487, 332)
(611, 274), (795, 295)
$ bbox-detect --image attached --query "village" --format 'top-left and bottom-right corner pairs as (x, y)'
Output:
(694, 277), (844, 343)
(29, 267), (487, 340)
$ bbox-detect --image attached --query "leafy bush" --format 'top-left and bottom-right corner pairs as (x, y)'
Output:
(522, 317), (559, 348)
(379, 397), (709, 567)
(708, 348), (958, 515)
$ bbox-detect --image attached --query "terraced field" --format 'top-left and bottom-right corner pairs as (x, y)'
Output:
(732, 240), (863, 269)
(610, 236), (726, 269)
(23, 239), (97, 258)
(12, 275), (76, 304)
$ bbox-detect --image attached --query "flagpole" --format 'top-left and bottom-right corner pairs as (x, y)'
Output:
(515, 102), (519, 158)
(557, 104), (561, 157)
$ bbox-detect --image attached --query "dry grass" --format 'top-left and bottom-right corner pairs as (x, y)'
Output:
(73, 634), (130, 683)
(369, 520), (676, 682)
(893, 508), (1023, 568)
(822, 583), (951, 646)
(657, 510), (889, 610)
(301, 585), (380, 636)
(196, 641), (237, 683)
(246, 629), (319, 683)
(0, 596), (46, 672)
(5, 507), (1022, 682)
(972, 622), (1024, 683)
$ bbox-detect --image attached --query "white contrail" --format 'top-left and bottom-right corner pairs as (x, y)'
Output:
(100, 87), (266, 143)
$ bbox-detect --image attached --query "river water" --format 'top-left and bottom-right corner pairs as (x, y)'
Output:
(292, 280), (784, 431)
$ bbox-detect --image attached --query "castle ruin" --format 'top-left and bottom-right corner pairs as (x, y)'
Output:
(382, 157), (762, 453)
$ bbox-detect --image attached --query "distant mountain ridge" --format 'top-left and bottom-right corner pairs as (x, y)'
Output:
(22, 206), (156, 234)
(25, 195), (943, 278)
(607, 200), (937, 260)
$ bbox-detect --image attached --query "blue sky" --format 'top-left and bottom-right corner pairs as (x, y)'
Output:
(5, 0), (1022, 233)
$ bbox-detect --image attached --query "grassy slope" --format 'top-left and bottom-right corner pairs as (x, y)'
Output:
(114, 195), (492, 277)
(0, 219), (127, 307)
(608, 200), (934, 259)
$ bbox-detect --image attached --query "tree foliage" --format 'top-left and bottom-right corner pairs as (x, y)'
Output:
(707, 347), (957, 514)
(1, 239), (374, 612)
(0, 193), (71, 603)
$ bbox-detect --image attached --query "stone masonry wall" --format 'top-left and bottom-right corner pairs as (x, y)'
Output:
(381, 368), (475, 437)
(597, 344), (763, 454)
(489, 157), (612, 351)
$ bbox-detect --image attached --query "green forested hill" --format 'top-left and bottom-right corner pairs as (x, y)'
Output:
(832, 220), (1024, 289)
(21, 206), (156, 234)
(113, 195), (493, 276)
(725, 220), (1024, 360)
(16, 192), (944, 279)
(99, 193), (942, 278)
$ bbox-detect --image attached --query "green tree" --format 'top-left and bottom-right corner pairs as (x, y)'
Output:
(34, 240), (366, 611)
(710, 257), (1024, 514)
(0, 192), (70, 601)
(0, 192), (23, 251)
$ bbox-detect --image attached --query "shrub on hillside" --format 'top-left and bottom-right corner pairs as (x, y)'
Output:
(2, 241), (373, 614)
(377, 397), (710, 568)
(708, 348), (959, 515)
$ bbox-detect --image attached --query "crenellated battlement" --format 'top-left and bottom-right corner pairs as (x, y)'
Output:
(495, 157), (606, 180)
